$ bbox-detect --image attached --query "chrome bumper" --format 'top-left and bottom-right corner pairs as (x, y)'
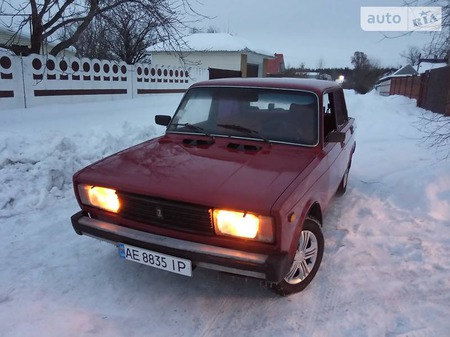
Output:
(75, 215), (269, 279)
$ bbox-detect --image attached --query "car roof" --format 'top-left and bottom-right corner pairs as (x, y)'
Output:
(190, 77), (340, 95)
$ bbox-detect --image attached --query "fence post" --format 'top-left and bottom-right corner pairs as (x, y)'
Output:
(20, 56), (27, 108)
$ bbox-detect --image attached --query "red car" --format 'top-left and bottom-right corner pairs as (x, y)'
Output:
(71, 78), (356, 295)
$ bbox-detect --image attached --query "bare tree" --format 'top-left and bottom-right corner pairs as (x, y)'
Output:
(0, 0), (204, 57)
(402, 0), (450, 59)
(427, 0), (450, 59)
(188, 25), (219, 34)
(73, 2), (160, 64)
(103, 3), (156, 64)
(72, 16), (114, 60)
(400, 46), (422, 66)
(418, 109), (450, 158)
(316, 58), (325, 70)
(402, 1), (450, 156)
(205, 25), (219, 33)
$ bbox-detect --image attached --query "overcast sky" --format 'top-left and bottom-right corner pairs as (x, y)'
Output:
(194, 0), (439, 68)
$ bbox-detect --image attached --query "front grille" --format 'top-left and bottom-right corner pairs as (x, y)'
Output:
(117, 192), (214, 235)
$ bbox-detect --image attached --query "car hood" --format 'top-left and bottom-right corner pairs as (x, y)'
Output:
(75, 135), (318, 214)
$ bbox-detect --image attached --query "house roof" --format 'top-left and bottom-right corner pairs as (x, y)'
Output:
(377, 64), (418, 83)
(392, 64), (417, 76)
(147, 33), (273, 57)
(378, 62), (448, 84)
(418, 62), (448, 74)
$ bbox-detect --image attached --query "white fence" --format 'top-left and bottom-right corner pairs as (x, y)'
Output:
(0, 51), (209, 110)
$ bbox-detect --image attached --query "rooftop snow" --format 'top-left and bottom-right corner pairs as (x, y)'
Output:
(147, 33), (274, 57)
(418, 62), (448, 74)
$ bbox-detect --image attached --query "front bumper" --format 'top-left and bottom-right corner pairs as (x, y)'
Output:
(71, 211), (290, 282)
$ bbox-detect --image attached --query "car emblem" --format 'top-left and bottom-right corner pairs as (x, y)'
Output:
(155, 206), (164, 219)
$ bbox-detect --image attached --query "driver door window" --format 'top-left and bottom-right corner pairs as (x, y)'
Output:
(323, 93), (336, 140)
(323, 90), (349, 142)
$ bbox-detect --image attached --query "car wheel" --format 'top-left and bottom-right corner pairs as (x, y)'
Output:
(271, 217), (324, 296)
(336, 166), (349, 196)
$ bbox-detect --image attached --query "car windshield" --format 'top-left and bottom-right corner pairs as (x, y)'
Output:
(167, 87), (319, 146)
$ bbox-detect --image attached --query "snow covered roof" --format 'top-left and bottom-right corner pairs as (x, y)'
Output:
(378, 61), (449, 83)
(418, 62), (448, 74)
(392, 64), (417, 76)
(147, 33), (273, 57)
(377, 64), (418, 83)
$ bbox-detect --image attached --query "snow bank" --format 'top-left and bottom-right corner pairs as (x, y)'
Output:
(347, 91), (450, 222)
(0, 95), (180, 217)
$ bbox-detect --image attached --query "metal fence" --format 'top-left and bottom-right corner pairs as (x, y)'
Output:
(389, 66), (450, 116)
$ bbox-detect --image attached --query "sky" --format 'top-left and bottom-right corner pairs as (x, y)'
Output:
(193, 0), (440, 68)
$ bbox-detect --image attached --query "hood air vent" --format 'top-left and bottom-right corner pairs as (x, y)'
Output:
(182, 138), (215, 147)
(227, 143), (262, 152)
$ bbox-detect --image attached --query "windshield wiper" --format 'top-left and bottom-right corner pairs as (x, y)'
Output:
(172, 123), (215, 141)
(217, 124), (271, 144)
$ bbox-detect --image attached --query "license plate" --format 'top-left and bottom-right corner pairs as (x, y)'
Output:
(118, 243), (192, 277)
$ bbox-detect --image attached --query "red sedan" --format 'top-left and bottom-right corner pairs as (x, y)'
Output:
(71, 78), (356, 295)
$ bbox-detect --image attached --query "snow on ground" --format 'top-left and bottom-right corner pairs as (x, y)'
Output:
(0, 91), (449, 337)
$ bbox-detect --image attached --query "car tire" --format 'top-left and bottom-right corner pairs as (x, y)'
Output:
(336, 166), (349, 196)
(271, 217), (324, 296)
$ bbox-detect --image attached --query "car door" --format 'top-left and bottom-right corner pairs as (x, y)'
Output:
(322, 89), (353, 198)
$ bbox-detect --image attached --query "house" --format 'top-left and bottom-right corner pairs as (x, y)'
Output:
(0, 26), (76, 57)
(147, 33), (274, 78)
(375, 59), (450, 96)
(375, 64), (418, 96)
(266, 53), (285, 76)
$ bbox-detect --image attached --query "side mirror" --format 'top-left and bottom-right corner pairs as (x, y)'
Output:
(327, 131), (345, 143)
(155, 115), (171, 126)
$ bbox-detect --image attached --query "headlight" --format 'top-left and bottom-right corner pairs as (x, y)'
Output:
(213, 209), (274, 243)
(78, 185), (120, 213)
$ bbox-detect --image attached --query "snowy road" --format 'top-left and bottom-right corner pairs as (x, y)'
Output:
(1, 92), (449, 337)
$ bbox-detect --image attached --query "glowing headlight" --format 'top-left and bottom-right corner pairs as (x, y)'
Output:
(78, 185), (120, 213)
(213, 210), (274, 243)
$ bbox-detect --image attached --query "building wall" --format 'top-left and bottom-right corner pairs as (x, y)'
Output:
(246, 52), (269, 77)
(150, 52), (242, 71)
(375, 79), (391, 96)
(150, 51), (271, 77)
(0, 30), (13, 45)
